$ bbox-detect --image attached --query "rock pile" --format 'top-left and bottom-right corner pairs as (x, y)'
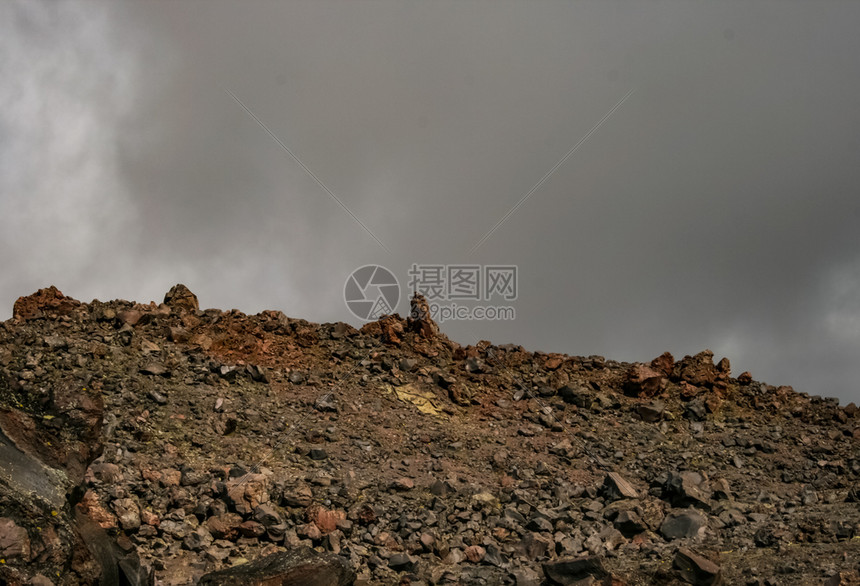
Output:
(0, 285), (857, 585)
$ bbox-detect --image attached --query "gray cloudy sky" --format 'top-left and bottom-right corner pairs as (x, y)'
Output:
(2, 1), (860, 404)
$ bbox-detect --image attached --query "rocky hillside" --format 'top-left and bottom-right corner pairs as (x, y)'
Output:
(0, 285), (858, 586)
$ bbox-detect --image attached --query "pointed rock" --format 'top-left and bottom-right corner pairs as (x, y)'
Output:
(163, 284), (199, 313)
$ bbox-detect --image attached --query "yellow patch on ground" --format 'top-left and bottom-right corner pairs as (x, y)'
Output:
(382, 383), (446, 418)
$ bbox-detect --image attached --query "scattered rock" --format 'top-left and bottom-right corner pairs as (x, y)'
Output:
(674, 547), (722, 585)
(388, 552), (416, 572)
(661, 510), (708, 540)
(664, 471), (711, 509)
(602, 472), (639, 500)
(685, 398), (708, 421)
(637, 400), (665, 422)
(465, 544), (486, 563)
(140, 362), (169, 377)
(543, 555), (608, 585)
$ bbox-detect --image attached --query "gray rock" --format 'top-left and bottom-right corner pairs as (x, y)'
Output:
(147, 390), (168, 405)
(184, 526), (213, 552)
(511, 566), (543, 586)
(288, 371), (306, 385)
(685, 398), (707, 421)
(664, 471), (711, 509)
(637, 400), (665, 422)
(661, 510), (708, 540)
(253, 503), (283, 527)
(388, 552), (417, 572)
(315, 393), (339, 413)
(527, 516), (554, 532)
(399, 357), (418, 372)
(614, 510), (647, 536)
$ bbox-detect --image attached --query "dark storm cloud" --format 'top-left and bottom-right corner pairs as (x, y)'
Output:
(2, 1), (859, 402)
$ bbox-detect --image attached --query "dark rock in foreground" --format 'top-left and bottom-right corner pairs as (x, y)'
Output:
(198, 546), (354, 586)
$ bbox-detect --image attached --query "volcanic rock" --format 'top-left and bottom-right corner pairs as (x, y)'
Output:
(163, 284), (199, 313)
(543, 555), (608, 585)
(198, 546), (354, 586)
(674, 547), (722, 585)
(13, 286), (80, 321)
(678, 350), (717, 387)
(624, 364), (666, 398)
(602, 472), (639, 501)
(661, 510), (708, 540)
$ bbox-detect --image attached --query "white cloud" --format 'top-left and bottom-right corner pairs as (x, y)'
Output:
(0, 2), (141, 305)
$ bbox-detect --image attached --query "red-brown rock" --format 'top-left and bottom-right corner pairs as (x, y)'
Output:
(307, 505), (346, 535)
(163, 284), (199, 313)
(13, 286), (80, 321)
(678, 350), (717, 387)
(465, 545), (486, 563)
(624, 364), (666, 398)
(206, 513), (243, 540)
(674, 547), (722, 585)
(650, 352), (675, 377)
(0, 517), (31, 559)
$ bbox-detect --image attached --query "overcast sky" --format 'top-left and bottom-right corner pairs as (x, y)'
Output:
(2, 1), (860, 404)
